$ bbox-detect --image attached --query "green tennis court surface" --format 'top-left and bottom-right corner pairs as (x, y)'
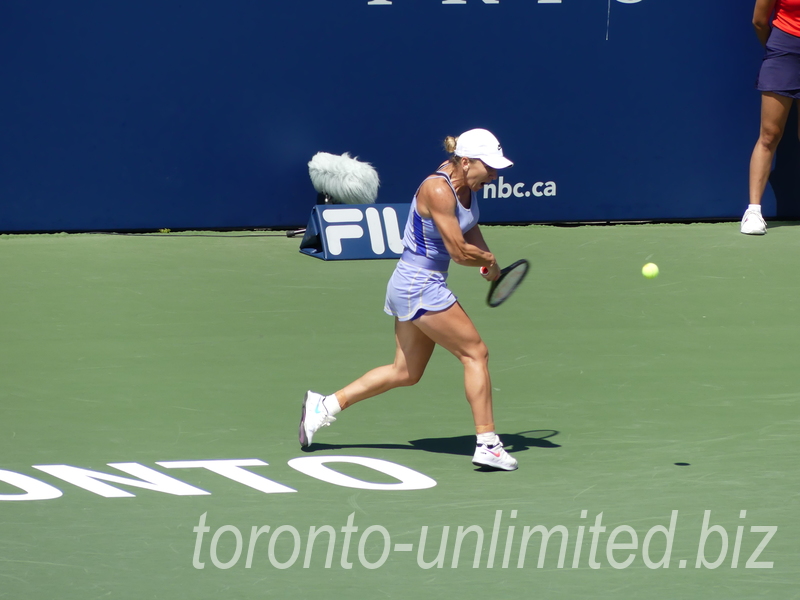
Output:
(1, 223), (798, 599)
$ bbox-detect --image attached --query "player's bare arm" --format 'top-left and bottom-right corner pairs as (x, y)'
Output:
(464, 225), (501, 281)
(416, 178), (495, 268)
(753, 0), (777, 45)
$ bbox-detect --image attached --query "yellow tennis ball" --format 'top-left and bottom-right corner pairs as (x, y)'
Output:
(642, 263), (659, 279)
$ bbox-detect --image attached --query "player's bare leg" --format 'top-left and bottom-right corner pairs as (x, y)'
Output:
(749, 92), (793, 206)
(414, 303), (517, 470)
(743, 92), (793, 235)
(301, 319), (434, 447)
(334, 319), (435, 408)
(412, 303), (494, 432)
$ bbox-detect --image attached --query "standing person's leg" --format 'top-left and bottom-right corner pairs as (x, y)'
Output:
(413, 303), (494, 433)
(334, 319), (436, 408)
(743, 92), (793, 234)
(414, 303), (517, 470)
(299, 319), (435, 447)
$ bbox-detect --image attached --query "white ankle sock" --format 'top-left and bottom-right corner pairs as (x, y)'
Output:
(748, 204), (762, 214)
(323, 394), (341, 416)
(477, 432), (499, 446)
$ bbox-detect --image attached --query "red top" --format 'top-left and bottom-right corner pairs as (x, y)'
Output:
(773, 0), (800, 37)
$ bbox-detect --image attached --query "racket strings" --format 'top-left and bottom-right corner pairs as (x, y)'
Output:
(488, 261), (529, 307)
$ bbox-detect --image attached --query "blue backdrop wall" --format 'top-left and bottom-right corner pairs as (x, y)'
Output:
(0, 0), (794, 232)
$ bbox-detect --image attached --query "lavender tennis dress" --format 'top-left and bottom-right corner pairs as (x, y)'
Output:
(757, 26), (800, 99)
(384, 171), (479, 322)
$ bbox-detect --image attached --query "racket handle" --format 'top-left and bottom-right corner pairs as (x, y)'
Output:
(480, 266), (488, 275)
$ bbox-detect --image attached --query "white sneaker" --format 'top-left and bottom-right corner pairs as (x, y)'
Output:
(472, 439), (518, 471)
(298, 390), (336, 447)
(740, 209), (767, 235)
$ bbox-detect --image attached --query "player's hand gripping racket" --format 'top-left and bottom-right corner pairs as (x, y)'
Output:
(480, 259), (530, 307)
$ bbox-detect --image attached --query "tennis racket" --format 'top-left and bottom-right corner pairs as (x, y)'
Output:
(480, 259), (529, 307)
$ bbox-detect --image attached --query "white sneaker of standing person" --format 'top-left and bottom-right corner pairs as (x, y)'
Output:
(298, 391), (336, 447)
(472, 436), (518, 471)
(740, 206), (767, 235)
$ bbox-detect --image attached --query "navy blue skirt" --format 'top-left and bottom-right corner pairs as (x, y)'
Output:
(757, 26), (800, 99)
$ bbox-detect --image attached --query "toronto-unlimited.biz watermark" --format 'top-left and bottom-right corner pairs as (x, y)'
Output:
(191, 510), (777, 571)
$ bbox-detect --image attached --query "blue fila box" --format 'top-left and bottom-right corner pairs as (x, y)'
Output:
(299, 204), (410, 260)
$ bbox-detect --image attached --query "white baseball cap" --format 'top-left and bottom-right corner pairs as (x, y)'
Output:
(455, 128), (513, 170)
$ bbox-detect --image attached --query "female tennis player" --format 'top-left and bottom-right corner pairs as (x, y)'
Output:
(741, 0), (800, 235)
(299, 128), (518, 471)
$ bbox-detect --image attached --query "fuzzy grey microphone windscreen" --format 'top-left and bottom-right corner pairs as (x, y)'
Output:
(308, 152), (380, 204)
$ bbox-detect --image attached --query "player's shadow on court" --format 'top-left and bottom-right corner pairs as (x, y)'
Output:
(762, 221), (800, 229)
(306, 430), (560, 457)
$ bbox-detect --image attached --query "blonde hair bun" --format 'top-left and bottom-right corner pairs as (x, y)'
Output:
(443, 136), (458, 154)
